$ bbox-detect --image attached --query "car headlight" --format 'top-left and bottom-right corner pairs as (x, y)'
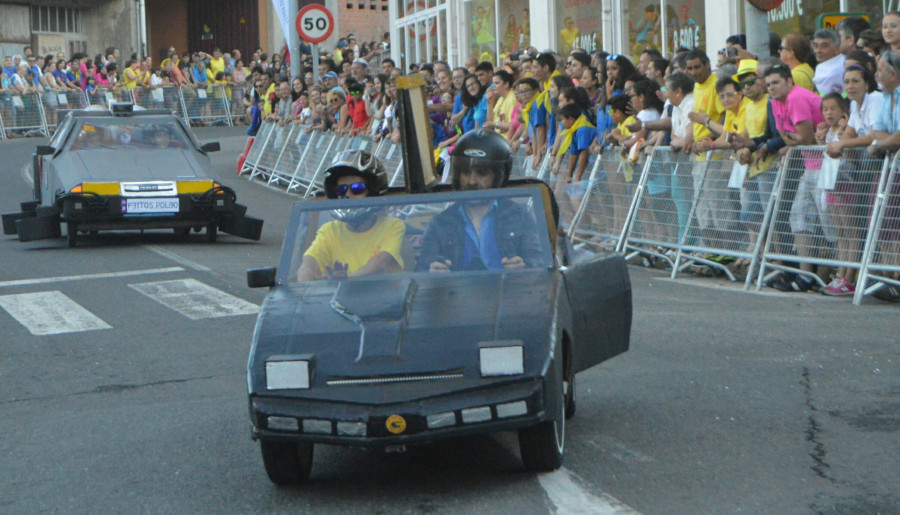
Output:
(479, 342), (524, 377)
(265, 358), (311, 390)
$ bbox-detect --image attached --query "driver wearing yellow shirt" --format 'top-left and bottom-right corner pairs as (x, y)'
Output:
(297, 150), (405, 281)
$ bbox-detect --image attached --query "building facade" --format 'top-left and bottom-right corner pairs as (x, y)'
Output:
(389, 0), (889, 69)
(0, 1), (140, 62)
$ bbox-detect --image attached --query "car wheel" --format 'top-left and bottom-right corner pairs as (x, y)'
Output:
(174, 227), (190, 237)
(66, 222), (77, 247)
(519, 374), (565, 472)
(260, 440), (314, 486)
(565, 375), (576, 419)
(206, 222), (217, 243)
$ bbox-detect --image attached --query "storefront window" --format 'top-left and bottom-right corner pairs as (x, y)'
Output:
(464, 0), (497, 62)
(766, 0), (840, 37)
(627, 2), (662, 60)
(662, 0), (705, 56)
(498, 0), (529, 57)
(555, 0), (602, 55)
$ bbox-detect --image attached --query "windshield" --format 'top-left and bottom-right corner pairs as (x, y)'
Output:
(280, 188), (554, 283)
(67, 118), (194, 151)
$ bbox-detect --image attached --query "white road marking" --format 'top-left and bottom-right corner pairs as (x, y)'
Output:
(129, 278), (258, 320)
(142, 245), (213, 273)
(537, 467), (640, 514)
(0, 267), (184, 289)
(0, 291), (111, 335)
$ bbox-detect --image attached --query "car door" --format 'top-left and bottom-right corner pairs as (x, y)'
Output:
(559, 251), (632, 373)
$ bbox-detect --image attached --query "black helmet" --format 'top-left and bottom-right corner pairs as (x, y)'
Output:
(449, 129), (512, 190)
(323, 149), (388, 199)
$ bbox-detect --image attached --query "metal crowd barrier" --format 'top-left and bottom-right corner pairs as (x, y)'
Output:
(373, 137), (404, 187)
(180, 84), (233, 126)
(852, 152), (900, 305)
(233, 122), (900, 303)
(569, 148), (635, 252)
(48, 89), (90, 128)
(756, 146), (889, 292)
(0, 91), (49, 138)
(228, 83), (247, 124)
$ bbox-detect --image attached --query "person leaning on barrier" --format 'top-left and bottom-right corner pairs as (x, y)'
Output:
(416, 129), (544, 273)
(296, 150), (405, 281)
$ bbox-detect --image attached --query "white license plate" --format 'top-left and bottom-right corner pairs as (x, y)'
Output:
(122, 197), (179, 214)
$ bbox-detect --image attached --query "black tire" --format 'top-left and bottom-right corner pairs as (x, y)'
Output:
(66, 222), (77, 247)
(206, 222), (217, 243)
(565, 375), (576, 419)
(260, 440), (314, 486)
(519, 372), (565, 472)
(174, 227), (190, 237)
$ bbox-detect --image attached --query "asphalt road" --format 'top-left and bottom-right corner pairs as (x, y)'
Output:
(1, 127), (897, 514)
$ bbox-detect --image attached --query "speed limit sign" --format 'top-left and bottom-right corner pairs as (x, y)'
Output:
(296, 5), (334, 44)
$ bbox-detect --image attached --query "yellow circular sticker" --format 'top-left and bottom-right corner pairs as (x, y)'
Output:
(385, 415), (407, 434)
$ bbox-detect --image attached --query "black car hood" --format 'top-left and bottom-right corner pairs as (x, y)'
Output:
(249, 270), (561, 399)
(56, 149), (206, 184)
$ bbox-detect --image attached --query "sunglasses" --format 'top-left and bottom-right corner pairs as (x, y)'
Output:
(606, 54), (620, 61)
(334, 182), (367, 197)
(740, 77), (757, 87)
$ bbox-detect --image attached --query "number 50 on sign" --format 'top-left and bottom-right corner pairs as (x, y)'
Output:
(296, 5), (334, 43)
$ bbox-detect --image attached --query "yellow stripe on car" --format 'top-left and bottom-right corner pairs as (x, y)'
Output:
(177, 180), (215, 194)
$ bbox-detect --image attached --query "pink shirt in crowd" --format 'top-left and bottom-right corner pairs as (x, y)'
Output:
(771, 85), (823, 134)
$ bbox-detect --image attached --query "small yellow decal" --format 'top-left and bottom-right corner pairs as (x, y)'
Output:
(385, 415), (407, 434)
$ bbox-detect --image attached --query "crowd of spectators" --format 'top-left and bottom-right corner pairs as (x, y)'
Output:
(3, 16), (899, 301)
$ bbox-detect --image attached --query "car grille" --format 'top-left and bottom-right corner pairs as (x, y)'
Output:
(326, 370), (464, 386)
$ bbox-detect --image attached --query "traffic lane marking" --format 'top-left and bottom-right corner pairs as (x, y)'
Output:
(142, 245), (213, 273)
(537, 467), (640, 514)
(491, 432), (640, 514)
(0, 291), (112, 335)
(0, 267), (185, 289)
(129, 278), (259, 320)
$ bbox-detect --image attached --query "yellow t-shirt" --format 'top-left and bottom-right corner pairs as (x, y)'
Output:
(723, 97), (750, 137)
(492, 90), (517, 135)
(791, 63), (816, 93)
(208, 57), (225, 77)
(692, 73), (725, 143)
(304, 216), (405, 277)
(744, 94), (768, 139)
(123, 66), (140, 89)
(263, 82), (276, 117)
(617, 116), (636, 139)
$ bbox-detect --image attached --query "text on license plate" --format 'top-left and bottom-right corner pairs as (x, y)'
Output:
(122, 198), (179, 214)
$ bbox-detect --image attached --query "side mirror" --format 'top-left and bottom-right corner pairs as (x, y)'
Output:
(36, 145), (55, 156)
(247, 267), (277, 288)
(200, 141), (220, 153)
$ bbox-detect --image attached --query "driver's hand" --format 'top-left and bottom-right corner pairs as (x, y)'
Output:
(502, 256), (525, 270)
(326, 261), (349, 279)
(429, 259), (452, 273)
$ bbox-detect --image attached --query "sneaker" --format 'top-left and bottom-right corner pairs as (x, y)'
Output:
(771, 273), (816, 292)
(872, 284), (900, 303)
(822, 277), (855, 296)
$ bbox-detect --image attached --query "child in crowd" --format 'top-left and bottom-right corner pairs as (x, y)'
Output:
(557, 102), (596, 182)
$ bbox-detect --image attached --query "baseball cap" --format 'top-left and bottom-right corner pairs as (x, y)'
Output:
(324, 71), (338, 79)
(353, 57), (368, 67)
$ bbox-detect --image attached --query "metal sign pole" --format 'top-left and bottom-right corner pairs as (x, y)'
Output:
(288, 0), (300, 80)
(312, 43), (320, 85)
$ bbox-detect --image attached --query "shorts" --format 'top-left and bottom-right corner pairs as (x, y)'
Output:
(789, 168), (837, 242)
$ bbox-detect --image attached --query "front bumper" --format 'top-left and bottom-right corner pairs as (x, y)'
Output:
(4, 187), (263, 241)
(249, 378), (547, 447)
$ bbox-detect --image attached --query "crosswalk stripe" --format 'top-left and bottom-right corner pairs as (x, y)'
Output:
(128, 278), (259, 320)
(0, 291), (112, 335)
